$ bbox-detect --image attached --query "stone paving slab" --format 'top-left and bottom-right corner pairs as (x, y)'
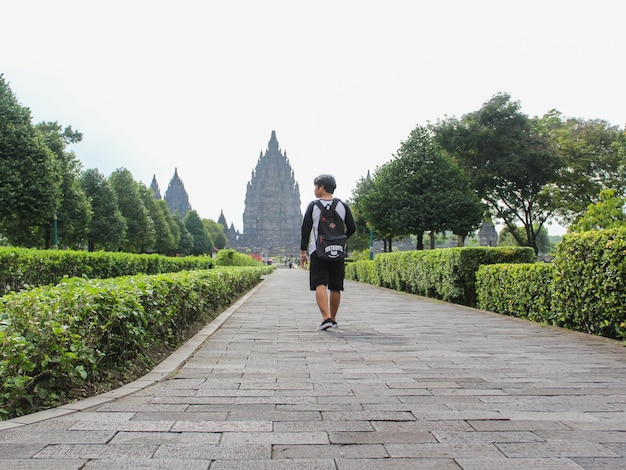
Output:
(2, 268), (626, 468)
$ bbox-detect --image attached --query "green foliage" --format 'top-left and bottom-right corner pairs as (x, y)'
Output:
(551, 229), (626, 338)
(109, 168), (155, 253)
(432, 93), (564, 254)
(569, 189), (626, 232)
(80, 168), (127, 251)
(353, 126), (483, 251)
(141, 186), (179, 254)
(174, 212), (194, 255)
(215, 249), (262, 266)
(204, 219), (227, 250)
(537, 112), (625, 224)
(184, 210), (213, 255)
(0, 75), (62, 247)
(345, 259), (378, 285)
(476, 263), (554, 323)
(475, 229), (626, 341)
(352, 169), (401, 249)
(0, 266), (272, 419)
(498, 224), (553, 255)
(374, 246), (535, 306)
(35, 121), (90, 249)
(0, 247), (215, 296)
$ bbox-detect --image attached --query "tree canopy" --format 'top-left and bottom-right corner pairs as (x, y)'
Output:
(184, 210), (213, 255)
(432, 93), (564, 254)
(0, 75), (62, 247)
(79, 168), (127, 251)
(109, 168), (155, 253)
(36, 121), (90, 249)
(569, 189), (626, 232)
(535, 111), (626, 224)
(353, 125), (483, 250)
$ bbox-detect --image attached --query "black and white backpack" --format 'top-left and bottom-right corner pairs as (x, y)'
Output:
(315, 199), (347, 261)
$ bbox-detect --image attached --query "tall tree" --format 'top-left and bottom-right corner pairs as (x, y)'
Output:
(80, 168), (126, 251)
(433, 93), (563, 254)
(157, 199), (181, 254)
(174, 212), (193, 255)
(184, 210), (212, 255)
(109, 168), (155, 253)
(358, 125), (483, 250)
(535, 111), (625, 224)
(140, 185), (177, 254)
(35, 122), (90, 249)
(0, 74), (61, 247)
(341, 196), (373, 254)
(203, 218), (226, 250)
(569, 189), (626, 232)
(352, 169), (402, 251)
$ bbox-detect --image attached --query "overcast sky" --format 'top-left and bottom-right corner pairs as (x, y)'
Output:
(3, 0), (625, 236)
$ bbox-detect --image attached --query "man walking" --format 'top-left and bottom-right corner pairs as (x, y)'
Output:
(300, 174), (357, 330)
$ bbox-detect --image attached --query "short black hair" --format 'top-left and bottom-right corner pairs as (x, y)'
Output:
(314, 174), (336, 194)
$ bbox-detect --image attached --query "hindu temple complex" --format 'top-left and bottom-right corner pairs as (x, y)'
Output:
(152, 131), (303, 258)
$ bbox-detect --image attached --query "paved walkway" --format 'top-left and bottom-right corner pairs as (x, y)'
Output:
(2, 268), (626, 469)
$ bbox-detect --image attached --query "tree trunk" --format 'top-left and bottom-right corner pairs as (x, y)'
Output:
(416, 231), (424, 250)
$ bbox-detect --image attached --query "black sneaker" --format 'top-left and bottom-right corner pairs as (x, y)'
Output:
(331, 320), (338, 328)
(317, 318), (334, 331)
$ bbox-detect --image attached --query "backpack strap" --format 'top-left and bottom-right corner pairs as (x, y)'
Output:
(315, 198), (339, 211)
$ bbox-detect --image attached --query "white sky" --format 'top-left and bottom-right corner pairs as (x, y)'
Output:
(2, 0), (625, 236)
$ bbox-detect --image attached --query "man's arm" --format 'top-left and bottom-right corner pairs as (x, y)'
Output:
(343, 203), (357, 238)
(300, 202), (315, 252)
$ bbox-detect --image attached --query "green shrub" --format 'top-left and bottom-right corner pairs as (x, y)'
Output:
(0, 247), (215, 296)
(375, 247), (535, 306)
(0, 266), (272, 419)
(214, 249), (263, 266)
(345, 261), (357, 281)
(345, 260), (378, 285)
(476, 263), (554, 322)
(551, 229), (626, 338)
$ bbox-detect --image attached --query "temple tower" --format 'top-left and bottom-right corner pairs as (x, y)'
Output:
(241, 131), (302, 257)
(218, 210), (240, 245)
(478, 218), (498, 246)
(164, 168), (191, 218)
(150, 175), (162, 199)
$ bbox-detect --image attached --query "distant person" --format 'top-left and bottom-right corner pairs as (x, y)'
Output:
(300, 174), (356, 330)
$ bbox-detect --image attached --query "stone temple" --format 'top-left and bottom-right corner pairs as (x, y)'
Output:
(153, 131), (303, 258)
(227, 131), (303, 258)
(151, 168), (192, 219)
(164, 168), (191, 218)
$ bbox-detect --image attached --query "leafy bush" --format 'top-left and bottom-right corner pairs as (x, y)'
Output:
(476, 263), (554, 322)
(551, 229), (626, 338)
(345, 260), (378, 285)
(0, 266), (273, 419)
(0, 247), (215, 296)
(215, 249), (263, 266)
(375, 247), (535, 306)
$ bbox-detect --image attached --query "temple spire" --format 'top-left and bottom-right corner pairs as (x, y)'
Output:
(238, 131), (302, 256)
(268, 130), (279, 153)
(164, 168), (192, 218)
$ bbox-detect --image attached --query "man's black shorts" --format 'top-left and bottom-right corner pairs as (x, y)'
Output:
(309, 252), (345, 291)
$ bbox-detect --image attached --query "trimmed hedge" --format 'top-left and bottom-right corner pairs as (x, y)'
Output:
(0, 266), (273, 419)
(475, 229), (626, 341)
(365, 247), (535, 306)
(345, 260), (379, 286)
(0, 247), (216, 296)
(476, 263), (554, 323)
(551, 229), (626, 338)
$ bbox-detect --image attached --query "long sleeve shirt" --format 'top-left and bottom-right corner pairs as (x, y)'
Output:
(300, 198), (357, 255)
